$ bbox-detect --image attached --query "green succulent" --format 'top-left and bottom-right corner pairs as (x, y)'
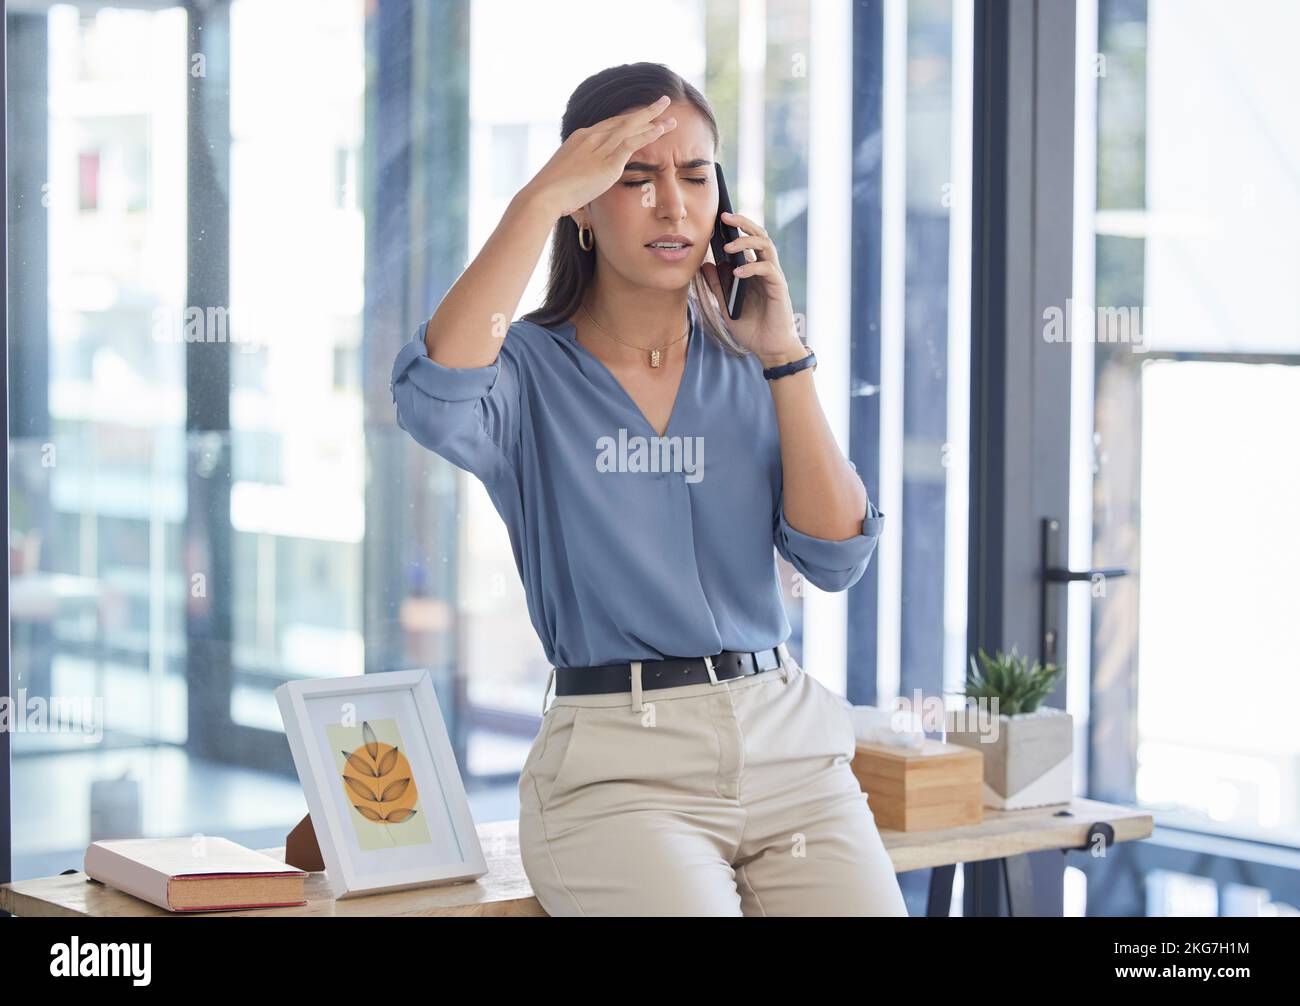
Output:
(961, 645), (1063, 715)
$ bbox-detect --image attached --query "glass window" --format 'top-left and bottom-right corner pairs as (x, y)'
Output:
(6, 0), (973, 882)
(1072, 0), (1300, 848)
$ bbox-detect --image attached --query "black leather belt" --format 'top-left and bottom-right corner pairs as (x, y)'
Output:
(554, 647), (783, 696)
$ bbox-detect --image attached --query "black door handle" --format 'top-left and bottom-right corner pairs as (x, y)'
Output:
(1039, 518), (1132, 666)
(1044, 565), (1130, 583)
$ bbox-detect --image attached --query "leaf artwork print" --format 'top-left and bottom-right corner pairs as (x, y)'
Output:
(339, 720), (420, 846)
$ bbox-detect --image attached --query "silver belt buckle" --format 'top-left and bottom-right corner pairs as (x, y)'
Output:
(703, 654), (721, 685)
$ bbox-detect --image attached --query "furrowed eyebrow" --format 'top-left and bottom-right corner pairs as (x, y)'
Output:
(623, 158), (714, 172)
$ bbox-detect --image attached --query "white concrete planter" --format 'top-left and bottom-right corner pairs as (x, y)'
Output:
(944, 704), (1073, 810)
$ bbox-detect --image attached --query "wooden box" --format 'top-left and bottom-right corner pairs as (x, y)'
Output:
(849, 739), (984, 831)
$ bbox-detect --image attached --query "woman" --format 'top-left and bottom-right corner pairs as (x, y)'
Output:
(390, 61), (906, 917)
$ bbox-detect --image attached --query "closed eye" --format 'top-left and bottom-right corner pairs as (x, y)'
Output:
(622, 177), (709, 187)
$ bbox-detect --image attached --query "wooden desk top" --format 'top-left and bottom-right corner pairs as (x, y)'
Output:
(0, 798), (1151, 917)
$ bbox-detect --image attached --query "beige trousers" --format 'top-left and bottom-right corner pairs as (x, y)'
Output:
(518, 643), (909, 917)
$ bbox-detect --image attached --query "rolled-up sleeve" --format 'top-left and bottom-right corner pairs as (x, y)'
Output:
(389, 322), (521, 479)
(774, 496), (884, 592)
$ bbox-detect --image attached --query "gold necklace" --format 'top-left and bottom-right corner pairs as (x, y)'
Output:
(580, 302), (690, 368)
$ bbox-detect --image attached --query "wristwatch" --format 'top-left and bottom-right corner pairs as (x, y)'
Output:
(763, 347), (816, 382)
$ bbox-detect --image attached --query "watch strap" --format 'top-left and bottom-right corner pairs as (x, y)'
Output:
(763, 347), (816, 381)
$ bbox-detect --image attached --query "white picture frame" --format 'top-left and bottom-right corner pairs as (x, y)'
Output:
(275, 669), (487, 899)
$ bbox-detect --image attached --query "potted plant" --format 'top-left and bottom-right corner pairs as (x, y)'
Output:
(944, 645), (1073, 810)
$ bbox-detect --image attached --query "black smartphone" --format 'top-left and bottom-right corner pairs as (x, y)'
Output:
(709, 162), (749, 319)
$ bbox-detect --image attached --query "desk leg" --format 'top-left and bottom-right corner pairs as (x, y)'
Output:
(1002, 854), (1034, 916)
(965, 853), (1064, 916)
(927, 864), (956, 916)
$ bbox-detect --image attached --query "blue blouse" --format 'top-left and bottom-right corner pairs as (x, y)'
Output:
(389, 300), (885, 670)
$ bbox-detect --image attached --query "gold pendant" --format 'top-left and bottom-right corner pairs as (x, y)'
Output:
(650, 348), (661, 367)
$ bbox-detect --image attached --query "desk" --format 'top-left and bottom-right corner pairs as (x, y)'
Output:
(1, 798), (1151, 917)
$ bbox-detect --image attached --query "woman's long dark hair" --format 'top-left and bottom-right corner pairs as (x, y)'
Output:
(520, 62), (748, 357)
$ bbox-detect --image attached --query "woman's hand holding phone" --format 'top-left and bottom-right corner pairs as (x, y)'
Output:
(525, 95), (679, 219)
(701, 211), (806, 367)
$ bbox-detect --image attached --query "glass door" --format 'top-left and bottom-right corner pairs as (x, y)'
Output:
(1071, 0), (1300, 874)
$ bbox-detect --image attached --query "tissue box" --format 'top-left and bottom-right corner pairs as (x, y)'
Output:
(849, 739), (984, 832)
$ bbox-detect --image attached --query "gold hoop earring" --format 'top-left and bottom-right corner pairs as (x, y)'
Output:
(578, 223), (593, 251)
